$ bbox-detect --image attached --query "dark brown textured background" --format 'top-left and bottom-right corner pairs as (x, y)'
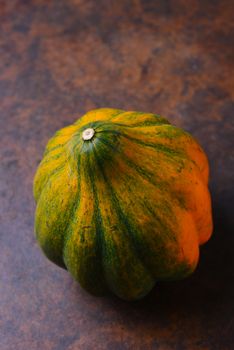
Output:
(1, 1), (234, 349)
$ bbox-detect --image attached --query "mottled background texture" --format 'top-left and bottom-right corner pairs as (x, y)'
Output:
(0, 0), (234, 349)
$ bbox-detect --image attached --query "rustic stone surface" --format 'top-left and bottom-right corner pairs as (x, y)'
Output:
(1, 1), (234, 349)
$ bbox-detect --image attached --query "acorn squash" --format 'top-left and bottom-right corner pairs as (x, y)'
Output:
(33, 108), (213, 300)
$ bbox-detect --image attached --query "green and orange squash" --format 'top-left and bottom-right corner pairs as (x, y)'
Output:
(33, 108), (213, 300)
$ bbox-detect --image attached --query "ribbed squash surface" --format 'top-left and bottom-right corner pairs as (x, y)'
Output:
(34, 108), (213, 300)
